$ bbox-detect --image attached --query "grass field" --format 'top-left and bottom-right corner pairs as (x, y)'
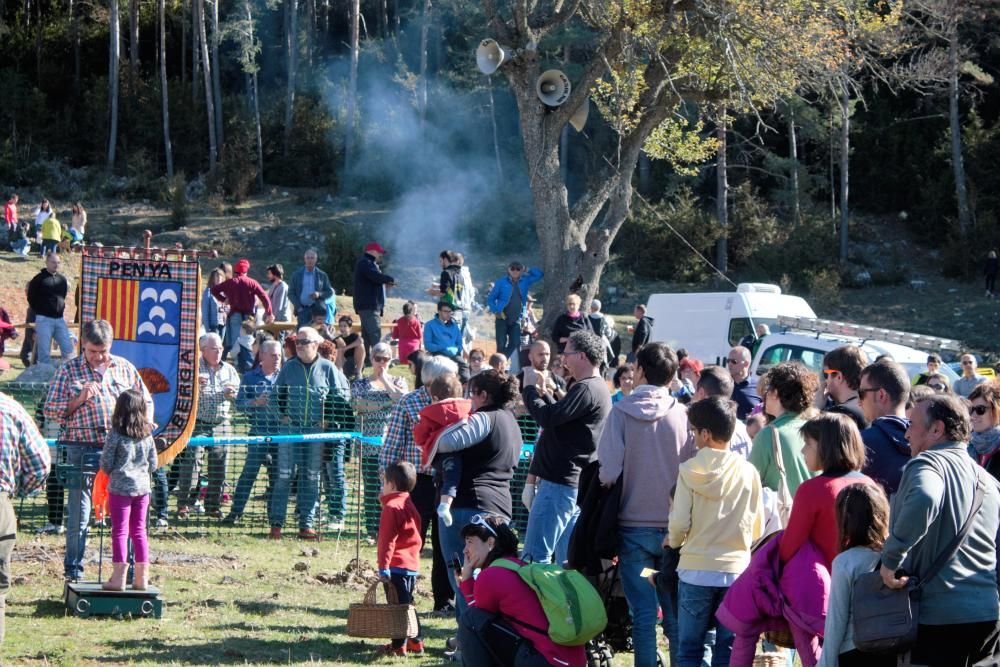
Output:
(8, 531), (659, 666)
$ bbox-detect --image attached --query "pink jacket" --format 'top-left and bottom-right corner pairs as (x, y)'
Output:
(716, 532), (829, 667)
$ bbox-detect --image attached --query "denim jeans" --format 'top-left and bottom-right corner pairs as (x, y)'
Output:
(677, 581), (734, 667)
(230, 441), (276, 519)
(152, 467), (169, 520)
(34, 314), (75, 365)
(63, 445), (101, 580)
(438, 506), (484, 620)
(323, 442), (347, 522)
(222, 311), (247, 361)
(176, 440), (229, 512)
(269, 440), (322, 529)
(494, 317), (521, 361)
(521, 479), (579, 565)
(11, 238), (29, 256)
(618, 527), (679, 667)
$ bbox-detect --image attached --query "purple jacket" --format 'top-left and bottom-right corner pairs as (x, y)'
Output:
(716, 531), (830, 638)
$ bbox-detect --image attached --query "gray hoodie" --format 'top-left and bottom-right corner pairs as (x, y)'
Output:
(597, 384), (695, 528)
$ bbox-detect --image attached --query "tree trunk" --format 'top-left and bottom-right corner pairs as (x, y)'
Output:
(282, 0), (299, 156)
(829, 106), (836, 227)
(191, 0), (200, 101)
(839, 79), (850, 263)
(418, 0), (431, 129)
(344, 0), (359, 170)
(108, 0), (121, 168)
(715, 113), (729, 274)
(246, 0), (264, 190)
(306, 0), (315, 70)
(948, 33), (971, 236)
(129, 0), (139, 81)
(210, 0), (223, 149)
(486, 75), (503, 180)
(787, 103), (801, 226)
(159, 0), (173, 178)
(72, 0), (81, 95)
(196, 0), (217, 174)
(637, 152), (651, 196)
(181, 0), (187, 87)
(34, 0), (41, 83)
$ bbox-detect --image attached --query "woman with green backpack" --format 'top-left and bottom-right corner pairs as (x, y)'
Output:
(456, 515), (588, 667)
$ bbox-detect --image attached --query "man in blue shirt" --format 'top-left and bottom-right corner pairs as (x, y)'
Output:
(486, 262), (543, 366)
(288, 248), (334, 327)
(423, 302), (469, 383)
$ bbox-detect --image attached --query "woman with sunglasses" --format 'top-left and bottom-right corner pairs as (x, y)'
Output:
(352, 342), (408, 536)
(968, 381), (1000, 480)
(457, 515), (585, 667)
(433, 369), (522, 619)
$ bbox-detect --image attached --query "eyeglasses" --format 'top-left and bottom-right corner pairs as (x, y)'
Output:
(470, 357), (483, 362)
(373, 356), (390, 363)
(971, 405), (992, 416)
(470, 513), (497, 537)
(726, 358), (741, 364)
(858, 386), (880, 399)
(928, 383), (946, 391)
(823, 369), (840, 379)
(295, 340), (317, 346)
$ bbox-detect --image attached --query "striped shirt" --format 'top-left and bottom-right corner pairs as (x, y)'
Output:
(44, 355), (151, 446)
(0, 392), (52, 495)
(379, 387), (430, 471)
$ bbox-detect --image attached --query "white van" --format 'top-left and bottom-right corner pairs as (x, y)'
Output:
(646, 283), (816, 366)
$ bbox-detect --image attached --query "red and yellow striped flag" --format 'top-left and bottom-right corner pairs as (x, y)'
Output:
(96, 278), (140, 341)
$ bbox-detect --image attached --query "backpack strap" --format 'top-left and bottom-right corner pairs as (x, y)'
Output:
(916, 468), (986, 590)
(487, 559), (550, 638)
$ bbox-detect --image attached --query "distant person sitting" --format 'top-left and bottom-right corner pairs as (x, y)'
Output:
(333, 315), (365, 380)
(423, 302), (469, 383)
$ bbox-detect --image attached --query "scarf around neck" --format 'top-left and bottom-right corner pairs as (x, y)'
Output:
(970, 427), (1000, 457)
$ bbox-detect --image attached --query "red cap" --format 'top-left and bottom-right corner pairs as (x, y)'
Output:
(365, 242), (387, 255)
(234, 259), (250, 274)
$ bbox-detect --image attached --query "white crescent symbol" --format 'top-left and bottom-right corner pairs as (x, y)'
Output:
(158, 323), (176, 337)
(140, 288), (158, 301)
(138, 322), (156, 336)
(160, 290), (178, 303)
(149, 306), (166, 320)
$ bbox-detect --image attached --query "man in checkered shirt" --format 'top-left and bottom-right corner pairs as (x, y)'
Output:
(379, 354), (458, 613)
(0, 390), (50, 644)
(44, 319), (151, 582)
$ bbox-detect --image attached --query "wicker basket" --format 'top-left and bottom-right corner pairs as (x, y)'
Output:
(764, 629), (796, 649)
(346, 580), (419, 639)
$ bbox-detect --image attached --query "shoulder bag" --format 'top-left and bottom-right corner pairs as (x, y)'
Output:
(851, 472), (986, 656)
(771, 426), (794, 528)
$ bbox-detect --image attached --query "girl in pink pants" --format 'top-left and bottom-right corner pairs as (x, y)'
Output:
(99, 389), (157, 591)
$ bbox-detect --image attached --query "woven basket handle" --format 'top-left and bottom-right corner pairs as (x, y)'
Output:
(362, 578), (401, 605)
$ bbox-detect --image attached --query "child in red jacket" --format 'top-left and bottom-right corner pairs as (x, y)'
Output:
(376, 461), (423, 656)
(412, 374), (472, 528)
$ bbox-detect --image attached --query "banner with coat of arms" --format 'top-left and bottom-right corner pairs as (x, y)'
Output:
(79, 248), (202, 465)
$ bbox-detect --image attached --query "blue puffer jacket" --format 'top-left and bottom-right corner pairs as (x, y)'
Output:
(274, 357), (352, 430)
(352, 253), (395, 314)
(486, 267), (544, 318)
(860, 415), (910, 495)
(423, 316), (463, 357)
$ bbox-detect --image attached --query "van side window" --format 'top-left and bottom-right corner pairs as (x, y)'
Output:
(728, 318), (753, 347)
(759, 344), (824, 372)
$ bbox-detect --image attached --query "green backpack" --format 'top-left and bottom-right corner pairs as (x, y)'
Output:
(491, 559), (607, 646)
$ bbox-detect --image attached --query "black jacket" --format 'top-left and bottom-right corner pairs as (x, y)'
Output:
(567, 460), (621, 575)
(27, 269), (68, 318)
(860, 415), (910, 496)
(631, 315), (654, 354)
(352, 253), (394, 314)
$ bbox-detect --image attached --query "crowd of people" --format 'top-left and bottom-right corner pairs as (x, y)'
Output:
(2, 238), (1000, 667)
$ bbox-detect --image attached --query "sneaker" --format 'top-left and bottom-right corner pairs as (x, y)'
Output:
(38, 522), (65, 535)
(377, 643), (406, 657)
(155, 518), (169, 529)
(220, 514), (239, 526)
(194, 501), (206, 514)
(297, 528), (319, 541)
(405, 639), (424, 654)
(268, 526), (282, 540)
(444, 648), (462, 662)
(445, 637), (459, 651)
(177, 506), (190, 519)
(430, 603), (455, 617)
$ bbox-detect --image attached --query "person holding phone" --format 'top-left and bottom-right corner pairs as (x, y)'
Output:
(455, 514), (585, 667)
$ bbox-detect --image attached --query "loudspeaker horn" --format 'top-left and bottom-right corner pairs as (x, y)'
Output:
(536, 69), (571, 107)
(568, 98), (589, 132)
(476, 39), (508, 75)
